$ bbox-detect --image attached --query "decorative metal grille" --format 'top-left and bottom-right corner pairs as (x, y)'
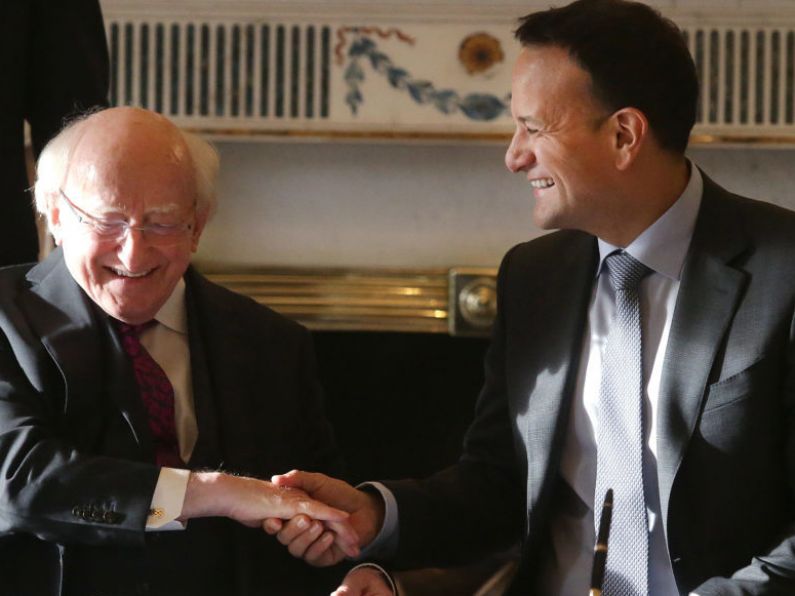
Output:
(107, 20), (332, 125)
(684, 26), (795, 129)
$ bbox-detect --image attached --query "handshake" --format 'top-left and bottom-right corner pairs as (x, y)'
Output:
(182, 470), (392, 595)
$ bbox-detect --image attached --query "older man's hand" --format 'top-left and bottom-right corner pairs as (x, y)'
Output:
(178, 471), (357, 547)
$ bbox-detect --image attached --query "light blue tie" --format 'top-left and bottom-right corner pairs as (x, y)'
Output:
(595, 251), (651, 596)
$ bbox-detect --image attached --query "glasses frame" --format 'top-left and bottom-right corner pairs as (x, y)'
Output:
(58, 188), (195, 244)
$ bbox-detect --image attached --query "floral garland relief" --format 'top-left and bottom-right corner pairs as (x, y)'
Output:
(336, 28), (510, 122)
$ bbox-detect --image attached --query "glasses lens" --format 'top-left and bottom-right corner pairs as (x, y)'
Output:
(91, 224), (191, 245)
(146, 223), (192, 237)
(90, 221), (128, 238)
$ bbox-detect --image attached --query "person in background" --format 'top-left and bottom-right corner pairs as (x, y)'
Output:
(1, 0), (109, 267)
(0, 107), (360, 595)
(269, 1), (795, 594)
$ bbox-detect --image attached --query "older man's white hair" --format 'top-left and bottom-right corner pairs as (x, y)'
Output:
(33, 108), (219, 230)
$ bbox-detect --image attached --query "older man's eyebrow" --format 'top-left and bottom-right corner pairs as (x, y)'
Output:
(145, 203), (182, 215)
(517, 115), (543, 127)
(88, 201), (184, 219)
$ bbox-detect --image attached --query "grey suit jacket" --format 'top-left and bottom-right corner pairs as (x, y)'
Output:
(386, 174), (795, 595)
(0, 249), (344, 595)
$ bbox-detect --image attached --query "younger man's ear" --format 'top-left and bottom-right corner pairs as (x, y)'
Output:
(612, 107), (648, 170)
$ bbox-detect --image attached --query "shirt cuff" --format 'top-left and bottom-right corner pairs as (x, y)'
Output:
(146, 467), (190, 531)
(356, 481), (399, 559)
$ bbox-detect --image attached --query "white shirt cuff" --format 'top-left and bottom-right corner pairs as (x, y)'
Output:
(356, 481), (399, 559)
(145, 467), (190, 531)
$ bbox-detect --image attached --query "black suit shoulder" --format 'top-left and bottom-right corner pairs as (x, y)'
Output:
(185, 267), (310, 343)
(0, 260), (46, 348)
(0, 260), (37, 294)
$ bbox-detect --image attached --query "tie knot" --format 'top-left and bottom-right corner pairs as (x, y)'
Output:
(604, 251), (650, 291)
(114, 320), (155, 340)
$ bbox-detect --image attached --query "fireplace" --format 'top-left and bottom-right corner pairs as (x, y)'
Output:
(205, 266), (498, 481)
(205, 268), (518, 594)
(313, 330), (488, 483)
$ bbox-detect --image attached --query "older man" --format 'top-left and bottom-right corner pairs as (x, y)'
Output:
(272, 1), (795, 595)
(0, 107), (358, 595)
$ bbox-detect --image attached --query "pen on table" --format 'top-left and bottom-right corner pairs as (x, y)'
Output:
(589, 488), (613, 596)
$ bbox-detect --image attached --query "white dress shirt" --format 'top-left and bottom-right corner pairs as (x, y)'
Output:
(135, 278), (196, 530)
(368, 167), (704, 596)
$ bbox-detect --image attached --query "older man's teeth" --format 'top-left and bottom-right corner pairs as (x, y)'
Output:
(112, 268), (151, 278)
(530, 178), (555, 189)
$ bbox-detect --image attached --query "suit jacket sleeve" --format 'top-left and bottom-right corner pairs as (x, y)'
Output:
(383, 246), (526, 569)
(27, 0), (109, 155)
(0, 295), (160, 547)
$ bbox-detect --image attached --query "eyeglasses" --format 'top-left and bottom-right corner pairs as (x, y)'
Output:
(59, 188), (194, 245)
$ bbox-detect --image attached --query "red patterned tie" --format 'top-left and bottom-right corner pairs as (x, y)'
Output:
(115, 321), (184, 468)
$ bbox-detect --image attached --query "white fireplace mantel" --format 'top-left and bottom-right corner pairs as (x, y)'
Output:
(99, 0), (795, 144)
(99, 1), (795, 21)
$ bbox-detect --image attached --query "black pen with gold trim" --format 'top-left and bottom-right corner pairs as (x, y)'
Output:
(589, 488), (613, 596)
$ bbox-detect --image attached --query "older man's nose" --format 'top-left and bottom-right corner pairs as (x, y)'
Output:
(116, 228), (149, 269)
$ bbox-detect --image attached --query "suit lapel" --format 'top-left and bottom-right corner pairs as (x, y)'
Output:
(183, 271), (223, 470)
(22, 249), (100, 408)
(656, 176), (748, 527)
(20, 249), (150, 454)
(518, 233), (598, 510)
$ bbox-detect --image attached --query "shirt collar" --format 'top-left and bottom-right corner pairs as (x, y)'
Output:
(153, 277), (188, 334)
(597, 163), (702, 281)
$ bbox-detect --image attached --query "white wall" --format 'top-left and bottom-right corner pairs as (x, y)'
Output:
(687, 147), (795, 212)
(195, 141), (795, 270)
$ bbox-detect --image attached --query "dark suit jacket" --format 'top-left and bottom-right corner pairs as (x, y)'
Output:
(0, 0), (108, 267)
(386, 174), (795, 595)
(0, 249), (344, 595)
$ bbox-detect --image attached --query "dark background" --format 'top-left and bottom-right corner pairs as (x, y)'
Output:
(312, 331), (490, 484)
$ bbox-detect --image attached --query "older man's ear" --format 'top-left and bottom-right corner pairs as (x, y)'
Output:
(189, 207), (210, 252)
(45, 194), (64, 246)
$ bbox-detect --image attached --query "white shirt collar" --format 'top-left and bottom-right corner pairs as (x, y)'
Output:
(153, 277), (188, 334)
(597, 163), (703, 281)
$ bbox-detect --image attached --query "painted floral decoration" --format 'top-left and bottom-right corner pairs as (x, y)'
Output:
(338, 27), (509, 121)
(458, 32), (504, 75)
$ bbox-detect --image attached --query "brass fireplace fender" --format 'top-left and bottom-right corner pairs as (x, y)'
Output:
(204, 266), (497, 336)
